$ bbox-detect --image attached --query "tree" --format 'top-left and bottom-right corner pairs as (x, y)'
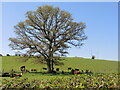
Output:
(91, 56), (95, 59)
(6, 54), (10, 56)
(9, 5), (87, 73)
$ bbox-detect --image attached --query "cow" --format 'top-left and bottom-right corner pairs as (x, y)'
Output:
(74, 70), (79, 75)
(20, 66), (26, 72)
(43, 68), (47, 70)
(68, 68), (72, 70)
(10, 73), (22, 78)
(31, 69), (37, 72)
(56, 68), (59, 71)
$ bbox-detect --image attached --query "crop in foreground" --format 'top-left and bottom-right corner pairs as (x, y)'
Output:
(0, 73), (120, 89)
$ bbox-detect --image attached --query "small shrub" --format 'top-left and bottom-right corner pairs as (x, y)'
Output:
(15, 54), (21, 56)
(6, 54), (10, 56)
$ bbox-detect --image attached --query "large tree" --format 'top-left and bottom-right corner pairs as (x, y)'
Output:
(9, 5), (87, 73)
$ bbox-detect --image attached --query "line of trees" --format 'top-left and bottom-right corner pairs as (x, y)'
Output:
(0, 54), (10, 56)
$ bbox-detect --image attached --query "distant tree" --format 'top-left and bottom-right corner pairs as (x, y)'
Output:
(0, 54), (2, 56)
(15, 54), (21, 56)
(6, 54), (10, 56)
(15, 51), (21, 56)
(9, 5), (87, 73)
(91, 56), (95, 59)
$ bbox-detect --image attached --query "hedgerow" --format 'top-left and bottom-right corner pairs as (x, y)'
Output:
(0, 73), (119, 89)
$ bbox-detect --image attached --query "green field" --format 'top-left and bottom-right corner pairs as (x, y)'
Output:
(2, 56), (118, 73)
(1, 56), (119, 88)
(1, 56), (119, 80)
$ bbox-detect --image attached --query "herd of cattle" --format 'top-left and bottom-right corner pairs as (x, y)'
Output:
(20, 66), (48, 73)
(1, 66), (93, 78)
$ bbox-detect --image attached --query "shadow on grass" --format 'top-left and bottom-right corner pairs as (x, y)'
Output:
(27, 71), (72, 76)
(0, 70), (95, 77)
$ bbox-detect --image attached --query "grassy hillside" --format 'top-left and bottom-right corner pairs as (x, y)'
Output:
(1, 56), (118, 73)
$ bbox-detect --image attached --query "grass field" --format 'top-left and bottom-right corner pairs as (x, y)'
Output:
(1, 56), (118, 73)
(1, 56), (119, 88)
(1, 56), (119, 80)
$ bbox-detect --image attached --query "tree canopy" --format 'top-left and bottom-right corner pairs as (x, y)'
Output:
(9, 5), (87, 73)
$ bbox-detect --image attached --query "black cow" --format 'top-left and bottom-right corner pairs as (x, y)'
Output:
(2, 73), (10, 77)
(68, 68), (72, 70)
(20, 66), (26, 72)
(56, 68), (59, 71)
(43, 68), (47, 70)
(75, 69), (79, 71)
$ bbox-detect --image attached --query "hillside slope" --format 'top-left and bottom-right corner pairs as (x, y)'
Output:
(2, 56), (118, 73)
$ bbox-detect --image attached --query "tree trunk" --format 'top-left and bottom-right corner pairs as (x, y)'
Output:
(51, 59), (54, 71)
(47, 59), (52, 73)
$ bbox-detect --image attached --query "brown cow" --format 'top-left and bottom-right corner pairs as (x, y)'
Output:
(74, 70), (79, 75)
(31, 69), (37, 72)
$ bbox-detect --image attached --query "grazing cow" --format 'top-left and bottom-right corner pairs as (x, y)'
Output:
(2, 73), (10, 77)
(31, 69), (37, 72)
(25, 69), (30, 72)
(89, 71), (93, 74)
(43, 68), (47, 70)
(56, 68), (59, 71)
(75, 69), (79, 71)
(85, 70), (89, 74)
(15, 73), (22, 77)
(20, 66), (29, 72)
(20, 66), (26, 72)
(68, 68), (72, 70)
(61, 71), (64, 74)
(11, 73), (22, 78)
(74, 70), (79, 75)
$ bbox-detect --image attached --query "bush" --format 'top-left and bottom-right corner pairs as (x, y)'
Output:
(6, 54), (10, 56)
(1, 73), (119, 89)
(91, 56), (95, 59)
(15, 54), (21, 56)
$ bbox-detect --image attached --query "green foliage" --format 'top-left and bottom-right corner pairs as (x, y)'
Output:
(1, 73), (119, 89)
